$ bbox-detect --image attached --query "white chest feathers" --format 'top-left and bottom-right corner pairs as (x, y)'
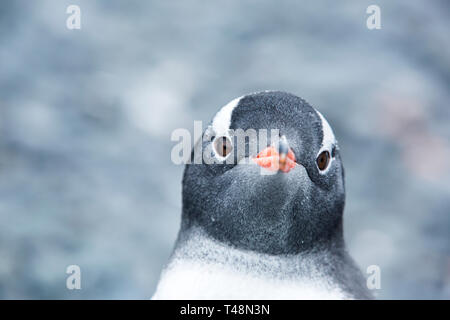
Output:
(152, 229), (351, 300)
(153, 259), (348, 300)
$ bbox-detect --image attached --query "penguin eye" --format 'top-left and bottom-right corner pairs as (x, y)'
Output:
(316, 150), (330, 171)
(214, 136), (233, 158)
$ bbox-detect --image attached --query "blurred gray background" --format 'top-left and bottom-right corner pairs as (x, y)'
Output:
(0, 0), (449, 299)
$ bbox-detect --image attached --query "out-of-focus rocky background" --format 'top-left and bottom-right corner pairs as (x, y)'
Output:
(0, 0), (449, 299)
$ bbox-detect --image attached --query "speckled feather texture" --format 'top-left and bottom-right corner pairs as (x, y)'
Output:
(153, 228), (355, 300)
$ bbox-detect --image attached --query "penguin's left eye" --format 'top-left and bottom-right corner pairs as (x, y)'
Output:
(316, 150), (330, 171)
(213, 136), (233, 158)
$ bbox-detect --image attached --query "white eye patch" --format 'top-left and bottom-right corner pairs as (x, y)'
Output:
(315, 110), (337, 174)
(316, 110), (336, 152)
(211, 96), (242, 137)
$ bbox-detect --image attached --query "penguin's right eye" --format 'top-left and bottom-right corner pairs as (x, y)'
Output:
(316, 150), (330, 171)
(213, 136), (233, 158)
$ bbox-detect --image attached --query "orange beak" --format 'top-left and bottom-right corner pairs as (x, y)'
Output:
(252, 137), (296, 173)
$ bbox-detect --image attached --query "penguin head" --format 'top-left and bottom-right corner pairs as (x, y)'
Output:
(181, 91), (345, 255)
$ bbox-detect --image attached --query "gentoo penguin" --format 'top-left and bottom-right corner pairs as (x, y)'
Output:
(153, 91), (372, 299)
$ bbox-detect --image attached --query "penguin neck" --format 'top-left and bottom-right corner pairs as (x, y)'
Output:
(173, 223), (348, 281)
(179, 212), (346, 256)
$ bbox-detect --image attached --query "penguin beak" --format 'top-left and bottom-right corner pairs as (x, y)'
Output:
(252, 135), (296, 173)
